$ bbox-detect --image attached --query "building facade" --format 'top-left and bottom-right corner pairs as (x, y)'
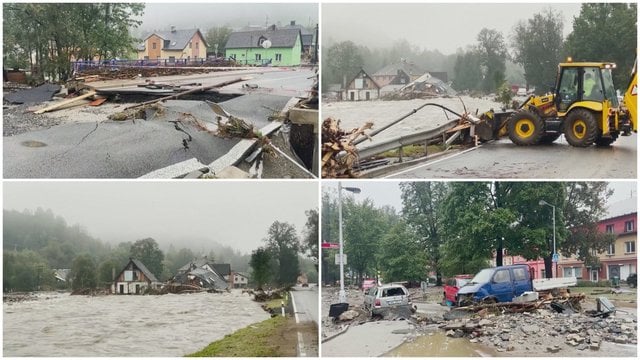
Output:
(342, 68), (381, 101)
(137, 28), (207, 61)
(112, 258), (162, 295)
(225, 26), (302, 66)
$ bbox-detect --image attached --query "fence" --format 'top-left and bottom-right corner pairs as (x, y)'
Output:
(71, 57), (235, 73)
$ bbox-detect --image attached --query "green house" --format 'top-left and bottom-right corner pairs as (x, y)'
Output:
(225, 26), (302, 66)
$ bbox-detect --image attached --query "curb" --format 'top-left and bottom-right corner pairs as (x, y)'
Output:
(321, 323), (351, 343)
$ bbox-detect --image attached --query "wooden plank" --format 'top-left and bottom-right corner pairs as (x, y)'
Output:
(34, 91), (97, 114)
(89, 98), (107, 106)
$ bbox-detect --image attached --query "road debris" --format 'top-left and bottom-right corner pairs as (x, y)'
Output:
(321, 117), (373, 178)
(34, 91), (97, 114)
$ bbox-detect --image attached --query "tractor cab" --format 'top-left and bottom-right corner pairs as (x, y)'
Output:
(555, 62), (619, 114)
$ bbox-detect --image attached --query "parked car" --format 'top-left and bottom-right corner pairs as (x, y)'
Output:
(516, 87), (527, 96)
(443, 275), (472, 305)
(361, 278), (376, 293)
(363, 284), (412, 316)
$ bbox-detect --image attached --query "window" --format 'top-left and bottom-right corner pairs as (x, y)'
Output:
(625, 220), (634, 232)
(168, 56), (175, 63)
(275, 53), (282, 61)
(493, 269), (510, 283)
(513, 267), (527, 281)
(607, 243), (615, 255)
(563, 267), (583, 279)
(605, 224), (614, 233)
(625, 241), (636, 253)
(255, 53), (261, 61)
(195, 42), (199, 49)
(583, 67), (603, 101)
(382, 287), (406, 297)
(152, 43), (157, 50)
(557, 67), (579, 111)
(563, 267), (573, 278)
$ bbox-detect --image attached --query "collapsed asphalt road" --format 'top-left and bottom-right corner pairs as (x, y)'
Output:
(4, 94), (293, 178)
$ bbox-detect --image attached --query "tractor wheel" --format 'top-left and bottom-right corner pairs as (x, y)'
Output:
(507, 109), (544, 145)
(539, 133), (562, 144)
(595, 133), (617, 147)
(564, 109), (598, 147)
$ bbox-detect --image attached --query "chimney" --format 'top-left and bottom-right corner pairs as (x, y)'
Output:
(170, 25), (176, 33)
(290, 20), (295, 26)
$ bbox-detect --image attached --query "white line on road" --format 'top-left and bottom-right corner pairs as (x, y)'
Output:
(383, 144), (483, 178)
(290, 292), (305, 357)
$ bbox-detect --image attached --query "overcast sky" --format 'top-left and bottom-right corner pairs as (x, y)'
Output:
(3, 181), (318, 254)
(324, 181), (637, 213)
(322, 3), (582, 54)
(136, 2), (318, 33)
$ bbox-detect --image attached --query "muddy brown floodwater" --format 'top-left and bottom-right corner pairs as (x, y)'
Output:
(3, 291), (269, 356)
(386, 332), (496, 357)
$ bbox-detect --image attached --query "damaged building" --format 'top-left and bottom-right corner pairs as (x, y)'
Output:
(166, 257), (229, 292)
(112, 258), (163, 295)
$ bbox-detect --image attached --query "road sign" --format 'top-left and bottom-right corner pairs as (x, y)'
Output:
(552, 253), (559, 263)
(335, 254), (347, 265)
(322, 242), (340, 249)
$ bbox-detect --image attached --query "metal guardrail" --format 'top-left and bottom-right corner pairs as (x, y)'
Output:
(356, 119), (460, 160)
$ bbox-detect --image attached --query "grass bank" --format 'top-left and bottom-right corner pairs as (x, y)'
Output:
(187, 293), (297, 357)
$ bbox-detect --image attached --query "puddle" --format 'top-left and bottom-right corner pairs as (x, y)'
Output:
(21, 140), (47, 147)
(385, 331), (496, 357)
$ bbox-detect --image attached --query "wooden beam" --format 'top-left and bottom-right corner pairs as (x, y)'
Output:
(33, 91), (97, 114)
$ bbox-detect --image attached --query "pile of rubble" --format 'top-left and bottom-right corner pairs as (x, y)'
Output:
(440, 308), (637, 353)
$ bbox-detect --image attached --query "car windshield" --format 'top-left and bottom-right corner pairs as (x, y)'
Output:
(469, 269), (494, 284)
(382, 287), (405, 297)
(456, 278), (470, 287)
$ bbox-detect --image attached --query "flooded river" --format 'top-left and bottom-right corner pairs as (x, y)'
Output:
(3, 290), (269, 356)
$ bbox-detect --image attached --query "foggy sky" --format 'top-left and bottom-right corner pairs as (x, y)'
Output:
(322, 3), (582, 54)
(136, 2), (318, 33)
(325, 181), (638, 214)
(3, 182), (318, 255)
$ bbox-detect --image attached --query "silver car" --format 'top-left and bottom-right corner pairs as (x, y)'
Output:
(363, 284), (412, 316)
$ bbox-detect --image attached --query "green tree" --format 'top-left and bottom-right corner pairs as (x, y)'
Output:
(205, 26), (232, 55)
(264, 221), (300, 286)
(342, 198), (388, 286)
(565, 3), (637, 89)
(3, 250), (55, 292)
(250, 247), (272, 289)
(476, 28), (508, 92)
(377, 221), (426, 282)
(3, 3), (144, 81)
(322, 41), (365, 89)
(130, 238), (164, 280)
(71, 254), (97, 290)
(401, 182), (449, 285)
(561, 182), (615, 266)
(453, 50), (483, 91)
(302, 208), (319, 260)
(512, 9), (564, 93)
(97, 259), (119, 287)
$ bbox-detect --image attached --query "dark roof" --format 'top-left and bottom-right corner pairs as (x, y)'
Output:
(225, 28), (301, 49)
(190, 268), (229, 290)
(282, 22), (313, 36)
(117, 258), (160, 283)
(212, 263), (231, 277)
(374, 61), (424, 77)
(347, 68), (381, 90)
(301, 34), (313, 47)
(139, 29), (207, 51)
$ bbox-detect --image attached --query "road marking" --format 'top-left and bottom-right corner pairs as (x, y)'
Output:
(290, 292), (306, 357)
(383, 144), (483, 178)
(290, 291), (300, 323)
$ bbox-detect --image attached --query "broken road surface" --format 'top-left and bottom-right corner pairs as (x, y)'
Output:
(4, 68), (316, 178)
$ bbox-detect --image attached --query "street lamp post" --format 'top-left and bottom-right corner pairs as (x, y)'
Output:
(338, 182), (360, 304)
(539, 200), (557, 278)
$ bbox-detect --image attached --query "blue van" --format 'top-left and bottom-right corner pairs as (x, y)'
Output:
(456, 264), (533, 306)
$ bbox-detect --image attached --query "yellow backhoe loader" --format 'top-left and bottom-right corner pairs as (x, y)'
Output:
(482, 59), (637, 147)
